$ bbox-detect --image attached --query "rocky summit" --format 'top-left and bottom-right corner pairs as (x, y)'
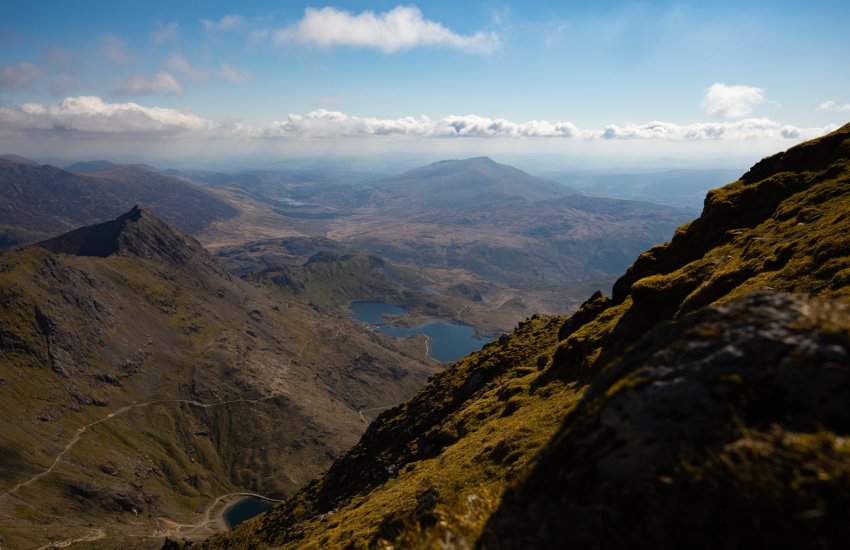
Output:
(174, 124), (850, 549)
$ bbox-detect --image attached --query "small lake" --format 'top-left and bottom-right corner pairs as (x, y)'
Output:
(223, 497), (273, 528)
(349, 301), (490, 363)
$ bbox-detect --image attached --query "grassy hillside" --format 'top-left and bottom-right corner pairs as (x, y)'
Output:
(179, 122), (850, 549)
(0, 208), (437, 549)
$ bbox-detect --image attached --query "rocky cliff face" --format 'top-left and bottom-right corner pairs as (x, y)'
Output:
(178, 123), (850, 549)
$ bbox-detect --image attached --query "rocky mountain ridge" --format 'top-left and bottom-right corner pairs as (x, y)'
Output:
(0, 207), (438, 548)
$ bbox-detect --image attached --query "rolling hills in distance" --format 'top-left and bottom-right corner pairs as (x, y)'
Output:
(0, 154), (691, 336)
(173, 123), (850, 549)
(540, 168), (744, 212)
(0, 152), (699, 546)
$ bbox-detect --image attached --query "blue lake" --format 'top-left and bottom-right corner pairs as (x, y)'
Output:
(349, 301), (490, 363)
(223, 497), (273, 528)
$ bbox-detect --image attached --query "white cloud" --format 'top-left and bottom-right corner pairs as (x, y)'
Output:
(0, 96), (215, 136)
(151, 22), (179, 45)
(219, 64), (250, 84)
(701, 83), (766, 119)
(818, 100), (850, 112)
(202, 15), (245, 32)
(0, 61), (44, 90)
(273, 6), (500, 54)
(263, 110), (829, 141)
(101, 34), (129, 64)
(168, 54), (209, 83)
(113, 72), (183, 96)
(0, 97), (837, 144)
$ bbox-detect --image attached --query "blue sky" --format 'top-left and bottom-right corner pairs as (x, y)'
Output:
(1, 1), (848, 168)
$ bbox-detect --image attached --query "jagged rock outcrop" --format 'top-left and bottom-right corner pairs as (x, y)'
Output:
(35, 205), (223, 271)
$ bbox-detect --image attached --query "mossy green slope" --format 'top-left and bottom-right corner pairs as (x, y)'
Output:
(254, 252), (421, 310)
(180, 123), (850, 549)
(0, 208), (437, 549)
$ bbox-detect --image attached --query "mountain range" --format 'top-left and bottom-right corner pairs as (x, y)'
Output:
(272, 157), (690, 286)
(175, 123), (850, 549)
(0, 158), (237, 249)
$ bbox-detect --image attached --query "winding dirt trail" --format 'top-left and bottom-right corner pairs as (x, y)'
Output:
(0, 392), (288, 500)
(32, 528), (106, 550)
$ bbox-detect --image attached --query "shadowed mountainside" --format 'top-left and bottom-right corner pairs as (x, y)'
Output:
(176, 122), (850, 549)
(0, 158), (237, 248)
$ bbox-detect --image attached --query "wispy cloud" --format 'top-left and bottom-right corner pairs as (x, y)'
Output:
(0, 97), (835, 144)
(701, 83), (766, 119)
(273, 6), (500, 54)
(100, 34), (129, 64)
(818, 100), (850, 112)
(151, 22), (179, 45)
(113, 73), (183, 96)
(168, 54), (209, 83)
(545, 22), (568, 48)
(202, 15), (245, 33)
(0, 61), (44, 90)
(220, 64), (250, 84)
(49, 73), (78, 96)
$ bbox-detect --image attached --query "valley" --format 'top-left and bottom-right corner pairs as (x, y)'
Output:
(174, 123), (850, 550)
(4, 128), (844, 549)
(0, 152), (692, 547)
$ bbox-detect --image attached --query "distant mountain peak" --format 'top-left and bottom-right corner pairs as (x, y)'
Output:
(429, 156), (495, 167)
(34, 205), (207, 265)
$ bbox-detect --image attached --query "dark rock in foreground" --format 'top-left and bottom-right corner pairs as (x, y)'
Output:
(483, 293), (850, 549)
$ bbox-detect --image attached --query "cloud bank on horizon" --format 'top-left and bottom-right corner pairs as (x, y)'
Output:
(0, 92), (835, 143)
(0, 1), (848, 162)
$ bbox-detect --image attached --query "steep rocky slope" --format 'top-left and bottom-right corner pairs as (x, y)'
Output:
(0, 208), (437, 548)
(180, 123), (850, 548)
